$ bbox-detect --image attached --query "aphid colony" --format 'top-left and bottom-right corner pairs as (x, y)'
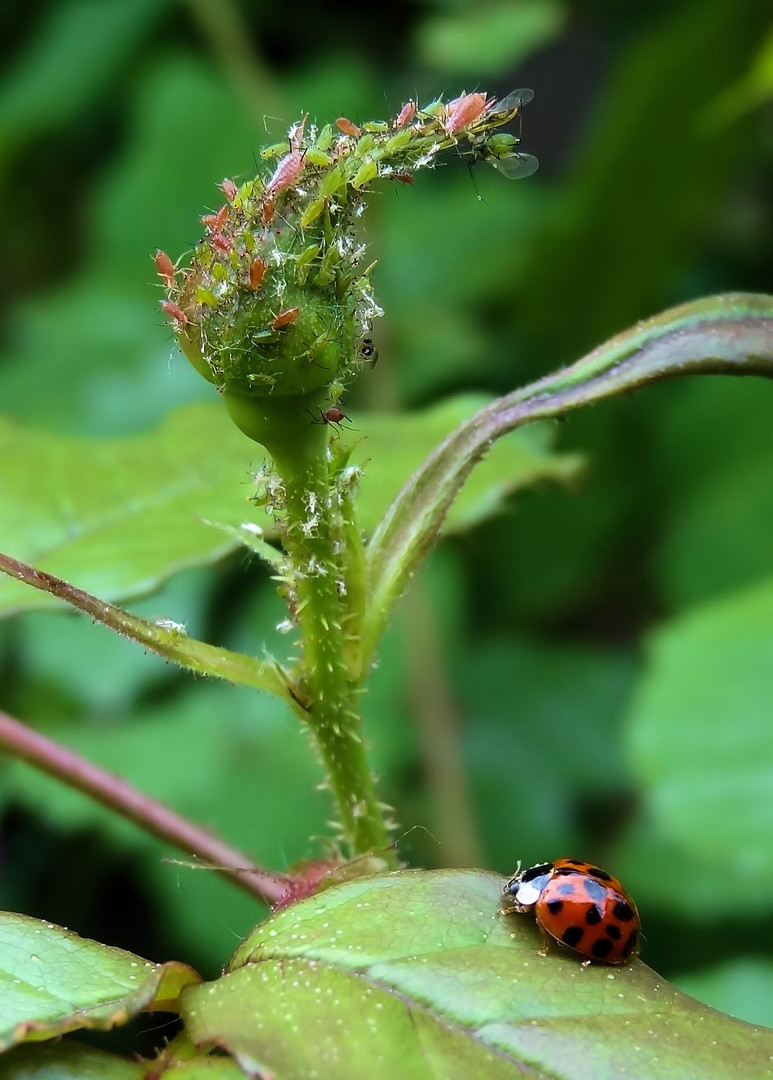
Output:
(154, 90), (537, 423)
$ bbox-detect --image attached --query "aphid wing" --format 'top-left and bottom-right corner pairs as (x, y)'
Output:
(488, 153), (539, 180)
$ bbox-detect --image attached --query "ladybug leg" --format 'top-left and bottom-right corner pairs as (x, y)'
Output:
(537, 925), (551, 958)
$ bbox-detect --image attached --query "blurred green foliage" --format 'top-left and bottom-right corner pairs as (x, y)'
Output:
(1, 0), (772, 1029)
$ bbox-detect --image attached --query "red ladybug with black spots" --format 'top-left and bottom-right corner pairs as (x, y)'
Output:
(500, 858), (641, 965)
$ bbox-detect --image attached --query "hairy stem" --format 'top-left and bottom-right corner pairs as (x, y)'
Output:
(0, 710), (287, 905)
(282, 448), (392, 858)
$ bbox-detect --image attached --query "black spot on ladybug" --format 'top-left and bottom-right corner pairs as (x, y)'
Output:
(622, 930), (638, 958)
(557, 924), (582, 950)
(564, 859), (586, 866)
(546, 899), (563, 915)
(561, 926), (583, 948)
(557, 883), (577, 896)
(588, 867), (612, 882)
(606, 924), (622, 940)
(521, 862), (553, 883)
(591, 938), (613, 959)
(581, 878), (607, 903)
(613, 900), (635, 923)
(585, 905), (602, 925)
(554, 867), (575, 876)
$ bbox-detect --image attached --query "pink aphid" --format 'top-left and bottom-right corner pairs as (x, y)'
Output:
(211, 232), (232, 254)
(220, 177), (238, 202)
(336, 117), (361, 137)
(394, 100), (416, 128)
(201, 205), (229, 231)
(160, 300), (187, 326)
(154, 250), (175, 288)
(444, 92), (489, 135)
(266, 149), (304, 195)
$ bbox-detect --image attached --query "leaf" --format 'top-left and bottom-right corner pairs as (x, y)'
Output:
(417, 0), (564, 76)
(0, 396), (579, 617)
(363, 293), (773, 666)
(0, 912), (200, 1052)
(625, 576), (773, 907)
(0, 552), (289, 698)
(0, 0), (170, 170)
(0, 1040), (144, 1079)
(181, 870), (773, 1080)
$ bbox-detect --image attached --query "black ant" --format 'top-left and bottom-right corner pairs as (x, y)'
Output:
(359, 337), (379, 366)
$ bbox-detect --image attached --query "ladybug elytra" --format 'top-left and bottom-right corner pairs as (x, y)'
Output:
(501, 858), (641, 965)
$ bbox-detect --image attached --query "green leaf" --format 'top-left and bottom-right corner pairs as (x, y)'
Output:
(181, 870), (773, 1080)
(673, 958), (773, 1029)
(0, 912), (199, 1052)
(626, 576), (773, 906)
(417, 0), (565, 76)
(0, 0), (170, 170)
(363, 293), (773, 667)
(0, 1041), (144, 1079)
(0, 396), (579, 618)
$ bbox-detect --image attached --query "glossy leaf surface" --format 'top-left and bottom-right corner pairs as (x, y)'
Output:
(182, 870), (773, 1080)
(0, 912), (199, 1052)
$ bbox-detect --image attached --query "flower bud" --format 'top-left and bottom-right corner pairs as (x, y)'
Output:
(160, 92), (537, 458)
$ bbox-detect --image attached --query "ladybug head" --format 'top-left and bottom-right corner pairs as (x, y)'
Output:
(501, 861), (554, 912)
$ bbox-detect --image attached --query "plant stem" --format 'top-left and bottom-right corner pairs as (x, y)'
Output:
(0, 710), (287, 906)
(282, 447), (393, 859)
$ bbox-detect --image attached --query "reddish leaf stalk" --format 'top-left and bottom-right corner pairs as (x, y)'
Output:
(0, 710), (286, 906)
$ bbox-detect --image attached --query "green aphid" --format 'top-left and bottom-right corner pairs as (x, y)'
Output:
(313, 244), (342, 287)
(300, 198), (326, 228)
(361, 120), (389, 133)
(421, 98), (445, 118)
(486, 133), (519, 157)
(196, 286), (219, 308)
(320, 165), (347, 199)
(356, 133), (376, 156)
(382, 129), (413, 156)
(305, 147), (333, 168)
(315, 124), (334, 152)
(352, 160), (378, 190)
(295, 243), (321, 284)
(260, 141), (290, 159)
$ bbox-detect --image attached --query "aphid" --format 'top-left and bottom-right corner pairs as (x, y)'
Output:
(336, 117), (362, 137)
(308, 405), (350, 429)
(444, 92), (489, 135)
(248, 256), (268, 291)
(201, 205), (229, 231)
(261, 194), (277, 224)
(477, 142), (539, 179)
(210, 233), (232, 254)
(486, 88), (534, 124)
(266, 149), (304, 195)
(220, 177), (238, 202)
(271, 307), (300, 330)
(394, 100), (416, 128)
(160, 300), (187, 326)
(154, 250), (175, 288)
(501, 858), (641, 965)
(390, 171), (415, 185)
(359, 336), (378, 365)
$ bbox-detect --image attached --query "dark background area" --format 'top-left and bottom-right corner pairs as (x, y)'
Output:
(1, 0), (772, 1031)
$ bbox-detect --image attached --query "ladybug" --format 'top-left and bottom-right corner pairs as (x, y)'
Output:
(500, 858), (641, 965)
